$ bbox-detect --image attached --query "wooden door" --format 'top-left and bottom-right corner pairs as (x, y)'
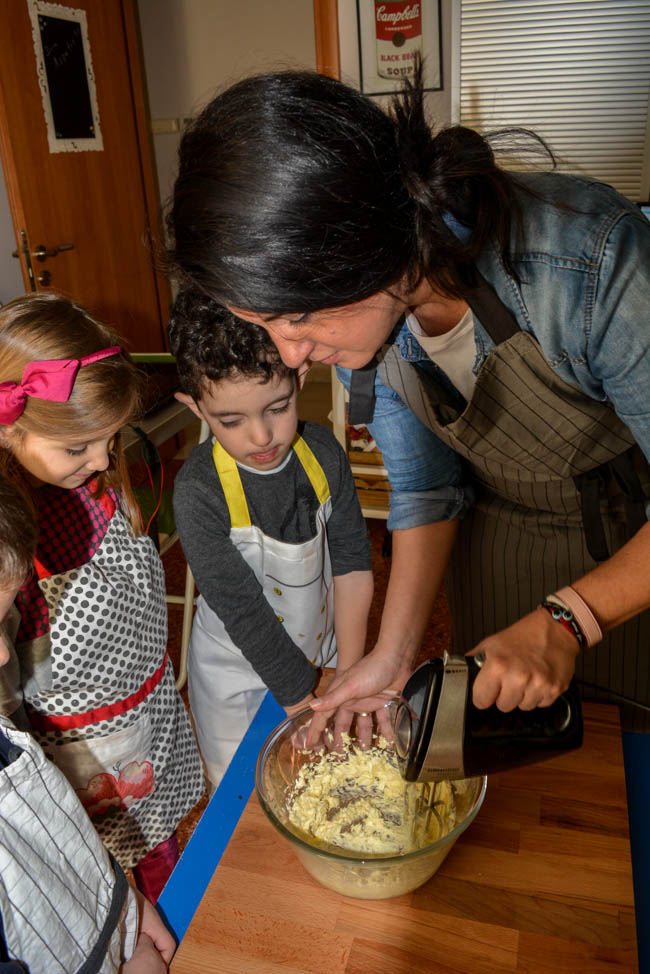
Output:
(0, 0), (168, 352)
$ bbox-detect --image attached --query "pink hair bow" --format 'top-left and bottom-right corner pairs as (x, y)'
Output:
(0, 346), (122, 425)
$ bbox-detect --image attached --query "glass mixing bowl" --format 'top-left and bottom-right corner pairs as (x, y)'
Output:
(255, 709), (487, 900)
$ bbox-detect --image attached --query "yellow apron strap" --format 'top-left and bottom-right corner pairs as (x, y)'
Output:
(212, 439), (251, 528)
(212, 434), (330, 525)
(292, 435), (330, 505)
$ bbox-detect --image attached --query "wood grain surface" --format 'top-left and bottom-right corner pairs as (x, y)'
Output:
(171, 701), (637, 974)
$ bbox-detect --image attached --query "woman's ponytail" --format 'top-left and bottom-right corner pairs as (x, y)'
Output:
(391, 60), (555, 295)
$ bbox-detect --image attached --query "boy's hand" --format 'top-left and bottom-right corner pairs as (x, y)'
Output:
(138, 896), (176, 963)
(122, 889), (176, 971)
(121, 932), (168, 973)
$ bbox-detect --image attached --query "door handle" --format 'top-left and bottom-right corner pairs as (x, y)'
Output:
(13, 243), (75, 261)
(32, 243), (74, 262)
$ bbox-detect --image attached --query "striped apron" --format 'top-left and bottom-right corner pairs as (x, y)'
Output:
(368, 275), (650, 730)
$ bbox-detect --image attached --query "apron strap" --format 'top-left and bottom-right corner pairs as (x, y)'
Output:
(213, 439), (251, 527)
(213, 434), (331, 528)
(464, 269), (521, 345)
(291, 435), (331, 505)
(575, 467), (611, 563)
(574, 447), (648, 564)
(75, 855), (129, 974)
(610, 449), (648, 536)
(347, 356), (378, 425)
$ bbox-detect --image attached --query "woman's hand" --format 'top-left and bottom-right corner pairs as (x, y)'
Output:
(121, 891), (176, 972)
(284, 692), (316, 720)
(304, 701), (361, 749)
(310, 649), (409, 718)
(469, 607), (580, 711)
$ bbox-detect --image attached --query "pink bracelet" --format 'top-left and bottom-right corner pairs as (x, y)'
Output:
(547, 586), (603, 648)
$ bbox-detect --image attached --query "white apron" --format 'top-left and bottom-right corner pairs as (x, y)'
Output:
(0, 716), (139, 973)
(12, 486), (204, 868)
(188, 435), (337, 785)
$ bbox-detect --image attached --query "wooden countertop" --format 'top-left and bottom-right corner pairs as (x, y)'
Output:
(165, 698), (637, 973)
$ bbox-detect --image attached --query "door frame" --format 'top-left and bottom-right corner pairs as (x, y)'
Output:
(313, 0), (340, 78)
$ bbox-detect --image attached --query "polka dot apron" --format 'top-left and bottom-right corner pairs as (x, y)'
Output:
(13, 484), (204, 868)
(188, 435), (336, 785)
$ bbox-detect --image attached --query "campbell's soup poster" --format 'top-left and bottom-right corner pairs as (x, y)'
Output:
(375, 2), (422, 80)
(355, 0), (441, 96)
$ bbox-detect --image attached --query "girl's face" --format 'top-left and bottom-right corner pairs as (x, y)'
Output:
(229, 289), (409, 371)
(5, 424), (122, 489)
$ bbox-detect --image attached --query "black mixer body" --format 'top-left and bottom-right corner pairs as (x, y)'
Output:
(395, 653), (583, 783)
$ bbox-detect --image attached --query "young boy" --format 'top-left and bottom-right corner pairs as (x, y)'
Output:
(169, 289), (374, 787)
(0, 477), (175, 972)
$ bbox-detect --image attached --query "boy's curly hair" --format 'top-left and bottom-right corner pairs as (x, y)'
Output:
(168, 288), (295, 401)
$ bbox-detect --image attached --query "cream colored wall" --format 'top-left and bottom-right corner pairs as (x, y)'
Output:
(136, 0), (318, 204)
(137, 0), (317, 119)
(136, 0), (453, 213)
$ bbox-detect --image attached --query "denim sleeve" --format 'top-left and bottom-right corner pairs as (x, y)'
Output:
(588, 212), (650, 462)
(336, 366), (473, 530)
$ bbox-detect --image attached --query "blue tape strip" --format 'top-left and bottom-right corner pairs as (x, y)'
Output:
(622, 730), (650, 972)
(157, 691), (285, 942)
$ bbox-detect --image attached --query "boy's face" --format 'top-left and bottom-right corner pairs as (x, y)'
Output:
(0, 580), (20, 667)
(178, 372), (299, 471)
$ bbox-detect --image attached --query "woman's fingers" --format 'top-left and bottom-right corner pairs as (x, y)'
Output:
(469, 607), (578, 711)
(354, 711), (374, 748)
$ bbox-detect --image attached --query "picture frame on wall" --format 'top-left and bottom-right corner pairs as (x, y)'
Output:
(356, 0), (442, 96)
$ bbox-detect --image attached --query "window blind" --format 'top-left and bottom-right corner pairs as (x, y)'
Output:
(455, 0), (650, 200)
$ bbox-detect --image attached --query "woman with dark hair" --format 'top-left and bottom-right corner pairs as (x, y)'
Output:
(167, 67), (650, 731)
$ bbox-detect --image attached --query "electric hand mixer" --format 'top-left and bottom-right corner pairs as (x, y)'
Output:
(393, 651), (583, 831)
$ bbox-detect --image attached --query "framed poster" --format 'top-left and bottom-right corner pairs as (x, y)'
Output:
(28, 0), (103, 153)
(357, 0), (442, 96)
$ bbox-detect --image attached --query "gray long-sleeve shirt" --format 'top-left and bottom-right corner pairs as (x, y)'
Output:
(173, 422), (371, 706)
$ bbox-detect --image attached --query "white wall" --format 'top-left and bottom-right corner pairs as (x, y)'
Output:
(0, 177), (26, 305)
(136, 0), (318, 207)
(136, 0), (454, 210)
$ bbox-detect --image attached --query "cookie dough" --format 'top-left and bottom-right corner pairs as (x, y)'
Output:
(287, 737), (456, 856)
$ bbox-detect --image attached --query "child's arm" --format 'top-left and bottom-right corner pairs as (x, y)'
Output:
(333, 570), (374, 675)
(304, 569), (374, 745)
(122, 891), (175, 972)
(301, 427), (375, 745)
(173, 458), (318, 709)
(314, 426), (374, 678)
(286, 569), (374, 720)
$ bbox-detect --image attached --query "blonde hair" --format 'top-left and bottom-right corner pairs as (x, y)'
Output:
(0, 293), (143, 532)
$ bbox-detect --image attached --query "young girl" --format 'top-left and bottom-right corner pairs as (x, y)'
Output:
(0, 475), (175, 972)
(0, 292), (205, 903)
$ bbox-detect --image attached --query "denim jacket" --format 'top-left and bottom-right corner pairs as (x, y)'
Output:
(337, 171), (650, 531)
